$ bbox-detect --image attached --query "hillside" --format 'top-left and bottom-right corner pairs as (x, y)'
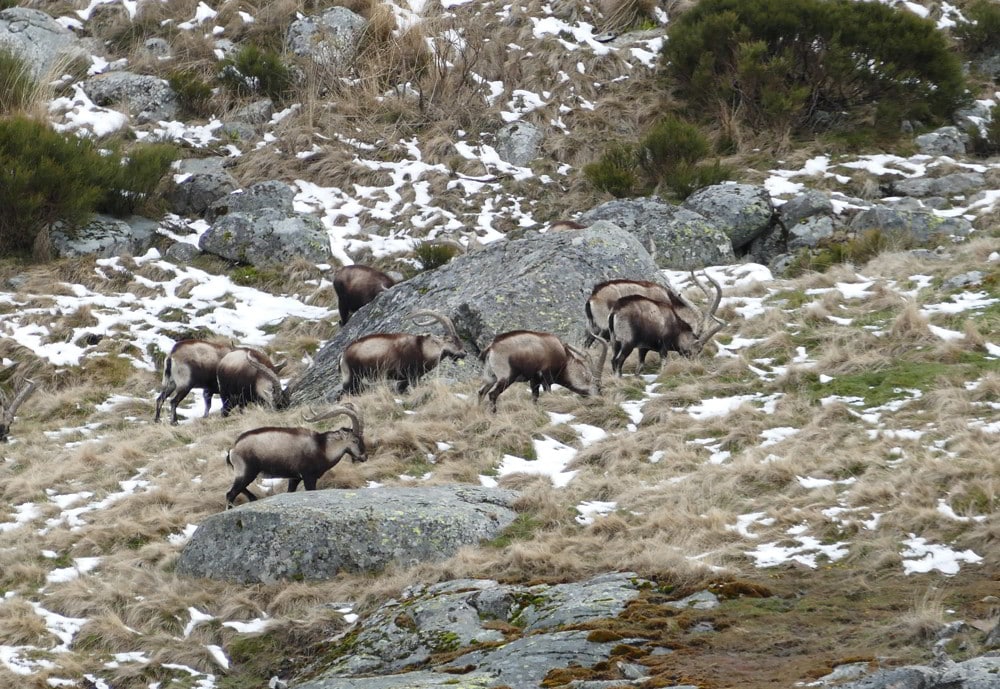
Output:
(1, 0), (999, 687)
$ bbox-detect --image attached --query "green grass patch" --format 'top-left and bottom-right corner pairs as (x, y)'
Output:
(485, 514), (541, 549)
(805, 354), (994, 406)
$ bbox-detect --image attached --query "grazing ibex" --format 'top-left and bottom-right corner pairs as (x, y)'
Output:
(339, 310), (466, 397)
(155, 339), (236, 425)
(584, 279), (677, 348)
(217, 349), (289, 417)
(478, 331), (608, 412)
(0, 362), (36, 443)
(333, 265), (396, 325)
(608, 271), (727, 376)
(225, 404), (366, 507)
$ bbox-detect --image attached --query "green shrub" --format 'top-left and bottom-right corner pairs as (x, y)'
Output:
(168, 69), (214, 118)
(662, 159), (733, 200)
(662, 0), (968, 140)
(0, 116), (106, 256)
(219, 45), (292, 102)
(414, 241), (459, 271)
(953, 0), (1000, 55)
(97, 142), (178, 217)
(0, 48), (36, 115)
(583, 143), (637, 197)
(637, 115), (709, 180)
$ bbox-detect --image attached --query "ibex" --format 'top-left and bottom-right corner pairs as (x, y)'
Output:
(155, 339), (235, 425)
(0, 362), (36, 442)
(478, 331), (608, 412)
(584, 279), (677, 347)
(225, 404), (366, 507)
(339, 310), (466, 397)
(332, 265), (396, 325)
(608, 271), (727, 376)
(217, 349), (289, 417)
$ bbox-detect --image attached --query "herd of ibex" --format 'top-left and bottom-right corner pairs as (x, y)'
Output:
(2, 243), (727, 509)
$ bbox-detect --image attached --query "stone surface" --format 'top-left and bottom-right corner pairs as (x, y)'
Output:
(849, 205), (974, 243)
(80, 71), (179, 123)
(0, 8), (89, 81)
(914, 126), (966, 156)
(176, 486), (519, 583)
(166, 157), (239, 216)
(579, 197), (735, 269)
(681, 183), (775, 251)
(50, 215), (157, 258)
(891, 172), (986, 198)
(199, 181), (331, 266)
(495, 121), (543, 167)
(287, 6), (366, 69)
(833, 657), (1000, 689)
(779, 189), (834, 227)
(289, 221), (663, 404)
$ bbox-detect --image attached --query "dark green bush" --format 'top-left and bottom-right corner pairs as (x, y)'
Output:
(637, 115), (709, 180)
(414, 241), (460, 271)
(97, 142), (178, 217)
(953, 0), (1000, 55)
(0, 117), (105, 256)
(0, 117), (178, 258)
(219, 45), (292, 102)
(583, 143), (638, 198)
(0, 48), (36, 115)
(662, 0), (968, 140)
(966, 117), (1000, 158)
(168, 69), (214, 118)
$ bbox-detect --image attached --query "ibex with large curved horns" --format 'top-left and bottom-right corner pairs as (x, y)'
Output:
(608, 270), (727, 376)
(0, 362), (36, 442)
(339, 310), (467, 397)
(225, 404), (366, 507)
(478, 331), (608, 413)
(155, 339), (236, 424)
(584, 279), (678, 348)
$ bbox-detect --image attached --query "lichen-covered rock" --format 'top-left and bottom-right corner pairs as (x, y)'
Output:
(891, 172), (986, 198)
(199, 181), (331, 266)
(495, 121), (543, 167)
(176, 486), (519, 583)
(579, 197), (734, 269)
(287, 6), (366, 70)
(682, 183), (775, 251)
(0, 8), (89, 81)
(50, 215), (157, 258)
(849, 205), (974, 243)
(80, 72), (179, 123)
(832, 656), (1000, 689)
(914, 126), (966, 156)
(297, 572), (650, 689)
(288, 221), (662, 405)
(779, 189), (834, 228)
(166, 158), (238, 216)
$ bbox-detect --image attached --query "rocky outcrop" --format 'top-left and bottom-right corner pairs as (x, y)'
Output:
(849, 205), (974, 243)
(287, 6), (366, 70)
(166, 158), (239, 216)
(176, 486), (519, 583)
(681, 183), (775, 252)
(198, 181), (332, 266)
(914, 126), (967, 157)
(579, 197), (735, 269)
(289, 221), (662, 405)
(0, 8), (89, 81)
(828, 656), (1000, 689)
(297, 572), (649, 689)
(51, 215), (158, 258)
(80, 72), (179, 123)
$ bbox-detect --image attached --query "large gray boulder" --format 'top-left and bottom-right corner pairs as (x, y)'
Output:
(890, 172), (986, 199)
(51, 215), (158, 258)
(832, 656), (1000, 689)
(176, 486), (519, 583)
(287, 6), (366, 70)
(579, 197), (735, 269)
(298, 572), (648, 689)
(80, 72), (179, 123)
(914, 126), (966, 156)
(166, 158), (239, 216)
(849, 205), (974, 243)
(682, 183), (775, 252)
(199, 181), (332, 266)
(0, 8), (89, 81)
(289, 221), (662, 405)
